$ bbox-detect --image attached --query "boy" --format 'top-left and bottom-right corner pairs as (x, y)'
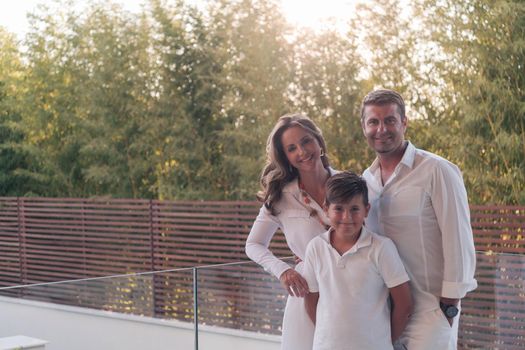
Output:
(302, 171), (412, 350)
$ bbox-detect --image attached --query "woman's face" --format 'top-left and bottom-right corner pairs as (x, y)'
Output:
(280, 125), (323, 174)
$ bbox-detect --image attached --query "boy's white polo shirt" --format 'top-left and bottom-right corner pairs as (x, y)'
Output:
(302, 226), (409, 350)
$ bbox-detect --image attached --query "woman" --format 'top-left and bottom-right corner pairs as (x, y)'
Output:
(245, 113), (336, 350)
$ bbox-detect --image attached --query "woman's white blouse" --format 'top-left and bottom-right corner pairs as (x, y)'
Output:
(245, 174), (333, 279)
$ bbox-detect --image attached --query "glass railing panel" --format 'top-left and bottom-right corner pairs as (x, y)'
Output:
(194, 253), (525, 350)
(195, 258), (293, 334)
(0, 268), (196, 319)
(2, 252), (524, 350)
(149, 268), (196, 323)
(2, 274), (152, 315)
(459, 252), (525, 350)
(0, 268), (196, 350)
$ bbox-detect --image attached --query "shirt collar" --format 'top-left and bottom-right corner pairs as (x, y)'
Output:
(369, 141), (416, 175)
(282, 177), (300, 195)
(282, 167), (338, 194)
(320, 225), (373, 254)
(400, 141), (416, 169)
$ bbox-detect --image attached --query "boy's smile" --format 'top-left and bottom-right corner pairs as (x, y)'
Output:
(326, 194), (370, 242)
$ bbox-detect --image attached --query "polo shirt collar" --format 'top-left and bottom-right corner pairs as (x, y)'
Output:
(320, 225), (373, 254)
(354, 226), (373, 250)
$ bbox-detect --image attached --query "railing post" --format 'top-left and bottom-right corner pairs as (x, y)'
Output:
(193, 267), (199, 350)
(149, 200), (155, 271)
(149, 199), (158, 317)
(81, 200), (86, 278)
(16, 197), (27, 290)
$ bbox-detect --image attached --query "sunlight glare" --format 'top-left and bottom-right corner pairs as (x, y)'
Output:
(280, 0), (356, 32)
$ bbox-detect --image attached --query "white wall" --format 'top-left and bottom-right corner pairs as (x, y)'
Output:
(0, 296), (280, 350)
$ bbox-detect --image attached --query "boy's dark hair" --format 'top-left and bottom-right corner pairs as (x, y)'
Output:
(360, 89), (406, 121)
(325, 171), (368, 206)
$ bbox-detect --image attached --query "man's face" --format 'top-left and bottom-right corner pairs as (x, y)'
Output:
(362, 103), (407, 155)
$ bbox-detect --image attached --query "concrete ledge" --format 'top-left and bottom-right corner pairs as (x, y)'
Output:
(0, 296), (280, 350)
(0, 335), (47, 350)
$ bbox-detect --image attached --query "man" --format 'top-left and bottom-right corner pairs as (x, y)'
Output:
(360, 89), (477, 349)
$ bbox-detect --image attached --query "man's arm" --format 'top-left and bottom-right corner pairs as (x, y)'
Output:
(389, 282), (413, 342)
(304, 292), (319, 324)
(431, 162), (477, 299)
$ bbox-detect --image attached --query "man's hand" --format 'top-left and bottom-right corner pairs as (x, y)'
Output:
(440, 297), (459, 326)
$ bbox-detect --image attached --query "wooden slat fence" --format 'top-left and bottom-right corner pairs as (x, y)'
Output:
(0, 198), (524, 348)
(0, 197), (290, 334)
(461, 205), (525, 349)
(470, 205), (525, 254)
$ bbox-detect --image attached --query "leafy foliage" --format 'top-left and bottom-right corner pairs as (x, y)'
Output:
(415, 0), (525, 204)
(0, 28), (44, 195)
(0, 0), (522, 204)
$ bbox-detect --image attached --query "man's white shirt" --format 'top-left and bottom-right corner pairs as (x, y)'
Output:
(363, 141), (477, 312)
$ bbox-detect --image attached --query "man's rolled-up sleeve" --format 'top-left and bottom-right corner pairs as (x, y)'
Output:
(432, 162), (478, 298)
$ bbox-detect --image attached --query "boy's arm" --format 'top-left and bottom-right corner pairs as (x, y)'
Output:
(389, 281), (413, 342)
(304, 292), (319, 324)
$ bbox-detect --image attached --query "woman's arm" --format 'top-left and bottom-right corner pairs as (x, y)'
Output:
(389, 282), (413, 342)
(245, 206), (292, 278)
(304, 292), (319, 324)
(246, 206), (310, 297)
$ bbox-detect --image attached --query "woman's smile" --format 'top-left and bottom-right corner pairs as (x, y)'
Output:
(281, 126), (324, 173)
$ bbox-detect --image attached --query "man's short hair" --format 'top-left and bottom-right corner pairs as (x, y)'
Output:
(326, 171), (368, 206)
(360, 89), (406, 121)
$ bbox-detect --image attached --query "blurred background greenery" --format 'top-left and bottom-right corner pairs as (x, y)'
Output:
(0, 0), (523, 204)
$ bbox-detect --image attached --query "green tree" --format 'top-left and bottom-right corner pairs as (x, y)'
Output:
(21, 1), (155, 197)
(351, 0), (418, 94)
(347, 0), (459, 165)
(22, 1), (95, 196)
(148, 0), (227, 199)
(2, 0), (521, 204)
(0, 28), (44, 195)
(417, 0), (525, 204)
(288, 28), (366, 173)
(72, 2), (155, 198)
(208, 0), (294, 199)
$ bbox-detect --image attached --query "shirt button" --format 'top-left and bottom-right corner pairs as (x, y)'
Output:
(337, 261), (345, 269)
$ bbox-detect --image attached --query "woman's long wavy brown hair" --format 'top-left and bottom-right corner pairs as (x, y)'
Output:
(257, 113), (330, 215)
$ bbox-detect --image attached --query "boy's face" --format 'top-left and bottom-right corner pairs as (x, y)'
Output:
(325, 195), (370, 239)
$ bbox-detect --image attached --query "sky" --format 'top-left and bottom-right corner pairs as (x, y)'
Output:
(0, 0), (355, 39)
(0, 0), (143, 38)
